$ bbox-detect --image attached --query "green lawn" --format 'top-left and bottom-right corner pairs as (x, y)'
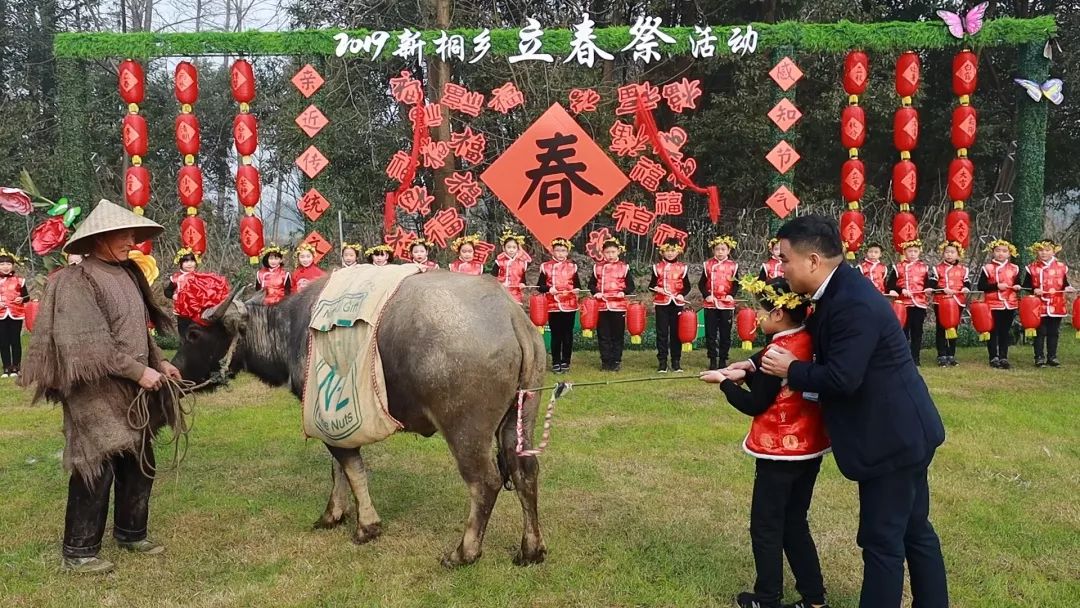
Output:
(1, 341), (1078, 607)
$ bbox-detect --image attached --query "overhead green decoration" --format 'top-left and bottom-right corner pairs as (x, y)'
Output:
(53, 17), (1056, 60)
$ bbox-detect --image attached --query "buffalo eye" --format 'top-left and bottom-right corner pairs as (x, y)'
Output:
(185, 327), (203, 344)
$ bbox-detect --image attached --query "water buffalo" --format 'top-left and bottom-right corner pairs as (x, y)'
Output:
(172, 271), (548, 566)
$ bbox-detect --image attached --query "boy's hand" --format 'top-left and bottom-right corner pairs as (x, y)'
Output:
(721, 368), (748, 383)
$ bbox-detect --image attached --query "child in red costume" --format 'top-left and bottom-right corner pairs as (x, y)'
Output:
(408, 238), (438, 272)
(928, 241), (971, 367)
(976, 239), (1021, 369)
(163, 248), (201, 336)
(0, 249), (29, 378)
(490, 229), (531, 303)
(255, 245), (291, 306)
(292, 243), (326, 292)
(588, 237), (635, 372)
(886, 240), (932, 366)
(858, 243), (888, 295)
(758, 237), (785, 281)
(365, 244), (393, 267)
(700, 235), (740, 371)
(649, 239), (690, 373)
(1022, 239), (1075, 367)
(700, 277), (830, 608)
(449, 234), (484, 275)
(339, 242), (362, 269)
(538, 237), (581, 374)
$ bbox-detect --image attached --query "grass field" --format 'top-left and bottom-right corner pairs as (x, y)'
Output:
(1, 341), (1078, 607)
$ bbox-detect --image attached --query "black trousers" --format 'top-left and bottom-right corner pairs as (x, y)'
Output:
(750, 457), (827, 605)
(548, 311), (576, 367)
(856, 456), (948, 608)
(704, 308), (734, 364)
(654, 303), (683, 364)
(597, 311), (625, 367)
(1034, 316), (1063, 360)
(987, 309), (1015, 361)
(63, 450), (155, 558)
(903, 306), (927, 362)
(932, 305), (958, 358)
(0, 317), (23, 371)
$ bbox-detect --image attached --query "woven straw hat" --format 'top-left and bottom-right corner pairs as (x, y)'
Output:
(63, 199), (163, 254)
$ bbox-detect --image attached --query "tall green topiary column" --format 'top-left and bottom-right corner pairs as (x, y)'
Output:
(57, 58), (92, 205)
(1012, 41), (1050, 268)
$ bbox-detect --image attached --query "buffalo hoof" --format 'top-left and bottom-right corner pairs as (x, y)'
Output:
(440, 548), (482, 569)
(312, 514), (347, 530)
(351, 523), (382, 545)
(512, 546), (547, 566)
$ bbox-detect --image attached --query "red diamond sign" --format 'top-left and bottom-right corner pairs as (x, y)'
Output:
(291, 64), (324, 98)
(295, 105), (329, 138)
(766, 141), (800, 174)
(481, 102), (629, 248)
(296, 145), (329, 179)
(297, 188), (330, 222)
(768, 98), (802, 132)
(769, 57), (803, 91)
(301, 230), (333, 264)
(765, 186), (799, 219)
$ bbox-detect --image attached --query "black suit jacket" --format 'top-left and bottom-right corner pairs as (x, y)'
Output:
(786, 262), (945, 482)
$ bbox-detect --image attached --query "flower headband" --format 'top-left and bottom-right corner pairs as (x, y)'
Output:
(173, 247), (202, 265)
(899, 239), (923, 250)
(364, 244), (393, 257)
(738, 275), (807, 310)
(550, 237), (574, 250)
(0, 247), (23, 265)
(984, 239), (1018, 258)
(451, 233), (482, 252)
(340, 242), (363, 254)
(260, 244), (288, 258)
(295, 242), (318, 260)
(499, 228), (526, 246)
(708, 235), (738, 250)
(1029, 239), (1062, 254)
(409, 237), (436, 251)
(601, 237), (626, 253)
(658, 241), (684, 254)
(937, 240), (966, 258)
(767, 237), (779, 249)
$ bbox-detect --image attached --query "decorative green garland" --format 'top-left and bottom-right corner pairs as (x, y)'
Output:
(54, 17), (1056, 59)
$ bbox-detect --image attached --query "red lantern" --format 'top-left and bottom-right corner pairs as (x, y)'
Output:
(969, 301), (993, 341)
(175, 113), (201, 157)
(236, 165), (262, 207)
(843, 51), (869, 96)
(627, 302), (647, 345)
(951, 105), (978, 151)
(239, 214), (264, 263)
(892, 211), (919, 253)
(230, 59), (256, 103)
(178, 165), (204, 208)
(118, 59), (145, 105)
(529, 293), (548, 333)
(892, 160), (918, 206)
(841, 209), (865, 260)
(895, 51), (921, 99)
(893, 106), (920, 152)
(180, 215), (207, 254)
(947, 158), (975, 203)
(892, 300), (908, 328)
(122, 113), (148, 158)
(125, 165), (150, 209)
(233, 113), (259, 156)
(736, 308), (758, 350)
(840, 158), (866, 202)
(132, 240), (153, 255)
(1072, 298), (1080, 339)
(945, 208), (971, 250)
(840, 105), (866, 150)
(23, 300), (39, 333)
(952, 50), (978, 97)
(677, 309), (698, 351)
(174, 61), (199, 105)
(1019, 295), (1042, 337)
(579, 298), (599, 338)
(937, 298), (961, 339)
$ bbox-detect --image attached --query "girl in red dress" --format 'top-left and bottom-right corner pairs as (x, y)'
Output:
(538, 237), (580, 373)
(0, 249), (29, 378)
(292, 243), (326, 292)
(490, 228), (531, 303)
(409, 238), (438, 272)
(449, 234), (484, 275)
(255, 245), (291, 305)
(163, 248), (200, 336)
(365, 244), (393, 267)
(340, 242), (362, 269)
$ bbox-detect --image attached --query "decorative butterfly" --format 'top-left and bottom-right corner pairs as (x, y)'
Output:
(937, 2), (989, 39)
(1013, 78), (1064, 105)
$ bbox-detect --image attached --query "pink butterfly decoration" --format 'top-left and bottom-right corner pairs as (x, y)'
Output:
(937, 2), (989, 39)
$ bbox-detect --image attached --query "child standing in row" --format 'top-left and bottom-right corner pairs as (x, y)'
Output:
(701, 235), (740, 371)
(449, 234), (484, 275)
(0, 249), (29, 378)
(256, 245), (291, 306)
(409, 238), (438, 271)
(699, 277), (831, 608)
(858, 243), (888, 295)
(491, 229), (530, 303)
(1023, 239), (1075, 367)
(976, 239), (1021, 369)
(887, 240), (931, 366)
(649, 239), (690, 373)
(589, 237), (635, 372)
(928, 241), (971, 367)
(758, 237), (785, 281)
(538, 238), (580, 374)
(292, 243), (326, 292)
(340, 243), (362, 269)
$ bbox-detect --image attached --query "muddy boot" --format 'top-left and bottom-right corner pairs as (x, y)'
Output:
(62, 556), (114, 574)
(117, 539), (165, 555)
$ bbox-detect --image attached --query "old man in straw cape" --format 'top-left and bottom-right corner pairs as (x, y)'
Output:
(19, 200), (184, 574)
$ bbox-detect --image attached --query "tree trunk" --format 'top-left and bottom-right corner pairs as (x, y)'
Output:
(428, 0), (453, 211)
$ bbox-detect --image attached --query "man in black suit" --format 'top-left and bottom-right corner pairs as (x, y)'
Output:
(749, 215), (948, 607)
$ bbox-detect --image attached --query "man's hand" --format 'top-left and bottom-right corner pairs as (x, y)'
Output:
(724, 360), (755, 373)
(761, 347), (796, 378)
(138, 367), (164, 390)
(698, 370), (724, 384)
(158, 361), (182, 381)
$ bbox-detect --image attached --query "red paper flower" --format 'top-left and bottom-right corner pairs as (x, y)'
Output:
(0, 187), (33, 215)
(31, 217), (69, 255)
(175, 272), (231, 324)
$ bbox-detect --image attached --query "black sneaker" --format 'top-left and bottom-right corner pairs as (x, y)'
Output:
(948, 357), (959, 367)
(990, 358), (1001, 368)
(999, 358), (1012, 369)
(551, 364), (560, 374)
(937, 356), (948, 367)
(735, 592), (780, 608)
(612, 363), (621, 372)
(708, 358), (718, 371)
(1036, 358), (1047, 368)
(672, 363), (684, 373)
(562, 363), (571, 373)
(1048, 357), (1061, 367)
(657, 362), (668, 373)
(781, 600), (830, 608)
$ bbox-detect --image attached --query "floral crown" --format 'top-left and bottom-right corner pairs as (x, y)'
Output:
(550, 237), (574, 251)
(738, 275), (807, 310)
(937, 240), (965, 257)
(451, 233), (482, 252)
(364, 244), (394, 257)
(0, 247), (23, 265)
(260, 244), (288, 258)
(295, 242), (318, 260)
(658, 240), (684, 254)
(173, 247), (202, 265)
(767, 237), (779, 249)
(984, 239), (1018, 258)
(601, 237), (626, 253)
(340, 242), (363, 254)
(1029, 239), (1062, 254)
(499, 228), (526, 246)
(409, 237), (436, 251)
(708, 235), (738, 250)
(899, 239), (923, 250)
